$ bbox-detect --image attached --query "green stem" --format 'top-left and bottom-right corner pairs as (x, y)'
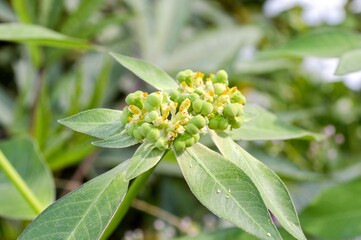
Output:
(101, 150), (170, 240)
(0, 150), (43, 215)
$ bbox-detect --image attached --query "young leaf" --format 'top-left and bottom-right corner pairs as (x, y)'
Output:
(19, 160), (130, 240)
(92, 130), (139, 149)
(109, 52), (179, 91)
(58, 108), (124, 139)
(335, 49), (361, 75)
(261, 28), (361, 58)
(125, 142), (165, 181)
(229, 104), (321, 141)
(0, 23), (92, 49)
(0, 137), (54, 220)
(176, 143), (282, 240)
(300, 178), (361, 240)
(211, 132), (306, 240)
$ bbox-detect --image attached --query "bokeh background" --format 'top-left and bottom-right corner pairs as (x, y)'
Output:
(0, 0), (361, 239)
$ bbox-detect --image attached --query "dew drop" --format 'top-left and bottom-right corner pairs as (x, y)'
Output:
(267, 232), (271, 237)
(225, 195), (230, 199)
(228, 189), (231, 193)
(216, 189), (221, 194)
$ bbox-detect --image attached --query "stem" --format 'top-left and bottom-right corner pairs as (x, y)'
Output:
(101, 154), (165, 240)
(0, 150), (44, 215)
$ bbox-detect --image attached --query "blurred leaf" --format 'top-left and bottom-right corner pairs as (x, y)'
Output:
(229, 104), (321, 141)
(58, 108), (124, 139)
(154, 0), (191, 54)
(60, 0), (104, 36)
(38, 0), (63, 28)
(163, 26), (262, 72)
(300, 178), (361, 240)
(176, 143), (282, 240)
(0, 137), (54, 220)
(0, 23), (92, 49)
(335, 49), (361, 75)
(0, 86), (14, 127)
(234, 58), (298, 75)
(261, 29), (361, 58)
(211, 132), (306, 240)
(0, 0), (15, 21)
(110, 52), (179, 91)
(125, 142), (165, 181)
(92, 130), (139, 149)
(19, 160), (130, 240)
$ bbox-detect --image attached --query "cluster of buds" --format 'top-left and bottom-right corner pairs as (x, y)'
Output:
(120, 69), (246, 152)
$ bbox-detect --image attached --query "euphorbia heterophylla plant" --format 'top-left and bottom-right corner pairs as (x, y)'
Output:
(19, 53), (310, 240)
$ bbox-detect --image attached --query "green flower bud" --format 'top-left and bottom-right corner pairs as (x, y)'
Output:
(127, 124), (136, 136)
(201, 102), (213, 116)
(183, 133), (195, 147)
(155, 138), (169, 151)
(133, 129), (143, 140)
(188, 93), (200, 102)
(144, 102), (157, 112)
(139, 122), (152, 136)
(174, 137), (186, 152)
(146, 92), (162, 107)
(176, 70), (193, 84)
(189, 115), (206, 129)
(230, 90), (246, 104)
(193, 133), (200, 143)
(216, 70), (228, 85)
(185, 123), (199, 135)
(213, 83), (226, 95)
(229, 116), (243, 129)
(170, 90), (180, 101)
(208, 116), (228, 130)
(192, 99), (204, 113)
(223, 103), (242, 118)
(125, 91), (144, 109)
(120, 107), (132, 125)
(146, 128), (160, 142)
(144, 111), (159, 122)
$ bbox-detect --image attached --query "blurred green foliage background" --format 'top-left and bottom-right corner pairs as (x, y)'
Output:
(0, 0), (361, 239)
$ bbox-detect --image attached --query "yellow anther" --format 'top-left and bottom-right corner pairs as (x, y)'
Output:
(129, 105), (141, 114)
(179, 99), (191, 112)
(195, 71), (204, 79)
(230, 86), (237, 93)
(143, 92), (148, 97)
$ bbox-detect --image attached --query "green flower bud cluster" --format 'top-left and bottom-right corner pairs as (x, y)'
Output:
(120, 70), (246, 152)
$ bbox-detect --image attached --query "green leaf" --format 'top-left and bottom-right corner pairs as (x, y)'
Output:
(164, 26), (262, 72)
(109, 52), (179, 91)
(261, 29), (361, 58)
(0, 86), (14, 127)
(335, 49), (361, 75)
(19, 160), (130, 240)
(0, 23), (92, 49)
(125, 142), (165, 181)
(300, 178), (361, 240)
(92, 130), (139, 149)
(0, 137), (54, 220)
(176, 227), (257, 240)
(229, 104), (321, 141)
(211, 132), (306, 240)
(58, 108), (124, 139)
(176, 143), (282, 240)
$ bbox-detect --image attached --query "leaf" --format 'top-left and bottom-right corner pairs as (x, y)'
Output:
(176, 227), (257, 240)
(0, 23), (92, 49)
(19, 160), (130, 240)
(58, 108), (124, 139)
(0, 137), (54, 220)
(335, 49), (361, 75)
(300, 178), (361, 240)
(229, 104), (321, 141)
(261, 29), (361, 58)
(211, 132), (306, 240)
(176, 143), (282, 240)
(163, 26), (262, 72)
(109, 52), (179, 91)
(125, 142), (165, 181)
(0, 86), (14, 127)
(92, 130), (139, 149)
